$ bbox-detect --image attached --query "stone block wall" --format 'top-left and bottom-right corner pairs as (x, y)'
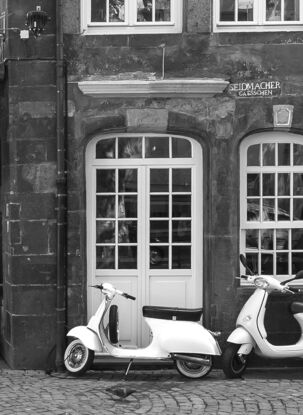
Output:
(1, 1), (58, 368)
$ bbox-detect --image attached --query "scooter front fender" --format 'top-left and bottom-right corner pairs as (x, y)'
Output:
(67, 326), (103, 352)
(227, 327), (255, 352)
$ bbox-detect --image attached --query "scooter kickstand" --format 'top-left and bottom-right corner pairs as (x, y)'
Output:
(124, 359), (134, 378)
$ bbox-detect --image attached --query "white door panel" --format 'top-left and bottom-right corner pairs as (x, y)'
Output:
(149, 278), (190, 307)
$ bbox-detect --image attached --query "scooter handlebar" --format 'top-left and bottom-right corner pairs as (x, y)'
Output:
(122, 292), (136, 301)
(90, 284), (103, 290)
(285, 287), (303, 294)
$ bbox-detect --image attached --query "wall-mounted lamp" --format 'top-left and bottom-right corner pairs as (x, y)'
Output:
(26, 5), (50, 37)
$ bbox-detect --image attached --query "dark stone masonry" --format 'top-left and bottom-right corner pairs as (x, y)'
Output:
(0, 0), (303, 368)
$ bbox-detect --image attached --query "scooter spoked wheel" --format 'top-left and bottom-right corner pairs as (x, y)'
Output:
(222, 343), (249, 378)
(175, 355), (212, 379)
(64, 339), (94, 376)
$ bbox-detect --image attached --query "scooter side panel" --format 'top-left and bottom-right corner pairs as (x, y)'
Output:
(156, 320), (221, 355)
(67, 326), (103, 352)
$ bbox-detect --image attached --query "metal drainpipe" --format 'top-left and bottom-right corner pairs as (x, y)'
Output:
(55, 0), (67, 371)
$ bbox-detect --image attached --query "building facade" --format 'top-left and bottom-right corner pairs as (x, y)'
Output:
(1, 0), (303, 368)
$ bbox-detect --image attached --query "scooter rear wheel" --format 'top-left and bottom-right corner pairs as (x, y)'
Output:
(64, 339), (94, 376)
(175, 355), (212, 379)
(222, 342), (248, 378)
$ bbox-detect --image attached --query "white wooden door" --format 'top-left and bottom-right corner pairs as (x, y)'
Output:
(86, 134), (203, 347)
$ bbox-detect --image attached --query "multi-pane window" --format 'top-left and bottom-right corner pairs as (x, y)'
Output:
(240, 133), (303, 279)
(94, 135), (193, 270)
(82, 0), (182, 34)
(215, 0), (303, 32)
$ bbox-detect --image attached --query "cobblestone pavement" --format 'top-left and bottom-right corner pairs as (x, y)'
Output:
(1, 364), (303, 414)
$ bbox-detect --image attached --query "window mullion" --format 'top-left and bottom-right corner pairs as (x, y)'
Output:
(256, 0), (262, 25)
(169, 168), (172, 269)
(273, 229), (277, 275)
(86, 0), (91, 24)
(290, 170), (294, 221)
(115, 168), (118, 270)
(260, 171), (264, 221)
(106, 0), (109, 23)
(235, 0), (238, 23)
(127, 0), (134, 26)
(288, 229), (291, 275)
(152, 0), (155, 22)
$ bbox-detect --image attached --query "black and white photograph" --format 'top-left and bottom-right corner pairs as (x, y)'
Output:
(1, 1), (303, 413)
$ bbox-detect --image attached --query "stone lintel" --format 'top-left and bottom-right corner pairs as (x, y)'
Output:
(78, 78), (229, 98)
(126, 109), (168, 131)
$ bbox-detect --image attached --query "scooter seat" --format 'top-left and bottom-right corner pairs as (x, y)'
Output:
(142, 306), (202, 322)
(290, 302), (303, 314)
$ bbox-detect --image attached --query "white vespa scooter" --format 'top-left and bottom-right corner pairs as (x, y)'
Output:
(64, 282), (221, 379)
(222, 254), (303, 378)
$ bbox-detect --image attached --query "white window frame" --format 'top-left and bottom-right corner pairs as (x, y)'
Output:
(86, 133), (203, 319)
(81, 0), (183, 35)
(240, 132), (303, 283)
(214, 0), (303, 32)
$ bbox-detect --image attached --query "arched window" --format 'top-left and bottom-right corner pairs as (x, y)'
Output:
(89, 134), (194, 271)
(240, 132), (303, 279)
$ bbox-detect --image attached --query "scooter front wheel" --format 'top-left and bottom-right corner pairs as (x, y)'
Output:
(64, 339), (94, 376)
(175, 355), (212, 379)
(222, 343), (249, 378)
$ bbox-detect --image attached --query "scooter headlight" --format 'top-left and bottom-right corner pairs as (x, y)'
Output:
(254, 277), (269, 289)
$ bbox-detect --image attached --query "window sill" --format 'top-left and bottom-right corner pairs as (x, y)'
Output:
(83, 25), (182, 35)
(78, 78), (229, 98)
(214, 24), (303, 33)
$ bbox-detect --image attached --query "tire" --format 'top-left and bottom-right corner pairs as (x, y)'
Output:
(175, 355), (213, 379)
(64, 339), (94, 376)
(109, 305), (119, 344)
(222, 343), (249, 378)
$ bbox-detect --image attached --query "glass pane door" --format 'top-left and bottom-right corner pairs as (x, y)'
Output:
(87, 134), (202, 348)
(149, 168), (192, 270)
(96, 168), (138, 270)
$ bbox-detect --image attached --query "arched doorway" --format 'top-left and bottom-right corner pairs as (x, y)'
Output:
(86, 133), (203, 347)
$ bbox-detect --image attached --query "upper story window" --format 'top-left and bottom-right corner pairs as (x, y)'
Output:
(81, 0), (183, 35)
(214, 0), (303, 32)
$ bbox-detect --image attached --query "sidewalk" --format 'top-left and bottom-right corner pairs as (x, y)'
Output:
(1, 360), (303, 414)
